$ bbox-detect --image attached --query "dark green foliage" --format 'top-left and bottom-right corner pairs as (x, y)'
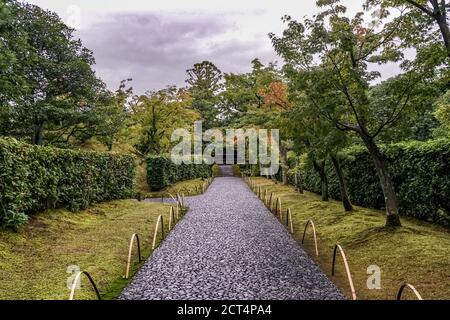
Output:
(146, 155), (211, 190)
(301, 139), (450, 227)
(0, 138), (136, 230)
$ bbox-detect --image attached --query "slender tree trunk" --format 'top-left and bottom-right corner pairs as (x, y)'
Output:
(295, 172), (304, 194)
(32, 121), (44, 145)
(330, 154), (353, 212)
(437, 16), (450, 59)
(362, 136), (401, 227)
(298, 174), (304, 194)
(280, 145), (288, 184)
(313, 159), (328, 201)
(432, 0), (450, 59)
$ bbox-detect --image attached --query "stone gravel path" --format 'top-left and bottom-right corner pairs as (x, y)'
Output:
(119, 167), (345, 300)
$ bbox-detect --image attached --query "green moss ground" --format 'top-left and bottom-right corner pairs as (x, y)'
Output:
(251, 177), (450, 300)
(0, 200), (178, 300)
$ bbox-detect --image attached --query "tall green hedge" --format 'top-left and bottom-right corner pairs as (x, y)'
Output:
(146, 155), (212, 190)
(301, 139), (450, 227)
(0, 138), (136, 230)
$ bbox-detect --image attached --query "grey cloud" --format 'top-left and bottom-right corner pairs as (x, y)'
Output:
(76, 12), (277, 94)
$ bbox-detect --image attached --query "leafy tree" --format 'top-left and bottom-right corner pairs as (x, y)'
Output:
(130, 86), (201, 155)
(1, 1), (106, 145)
(0, 0), (32, 134)
(186, 61), (223, 129)
(284, 91), (353, 210)
(89, 79), (133, 151)
(433, 89), (450, 136)
(219, 59), (282, 126)
(365, 0), (450, 60)
(370, 76), (444, 143)
(219, 72), (260, 125)
(269, 0), (432, 227)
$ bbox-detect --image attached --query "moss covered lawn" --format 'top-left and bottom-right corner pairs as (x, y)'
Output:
(142, 178), (209, 199)
(0, 200), (176, 300)
(252, 177), (450, 300)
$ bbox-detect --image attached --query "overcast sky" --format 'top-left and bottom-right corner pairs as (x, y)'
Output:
(25, 0), (393, 95)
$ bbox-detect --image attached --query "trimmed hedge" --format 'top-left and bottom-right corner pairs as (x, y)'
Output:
(300, 139), (450, 227)
(0, 138), (136, 229)
(146, 155), (212, 190)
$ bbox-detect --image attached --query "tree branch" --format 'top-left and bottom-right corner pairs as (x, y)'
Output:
(404, 0), (435, 17)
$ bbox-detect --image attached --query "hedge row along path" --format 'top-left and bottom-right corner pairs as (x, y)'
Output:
(119, 166), (344, 300)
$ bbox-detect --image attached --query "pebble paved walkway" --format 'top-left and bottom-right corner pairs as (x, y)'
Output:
(119, 166), (344, 300)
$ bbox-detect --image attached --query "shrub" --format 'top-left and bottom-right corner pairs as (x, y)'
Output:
(212, 164), (221, 177)
(232, 165), (241, 177)
(146, 155), (212, 190)
(0, 138), (136, 230)
(300, 139), (450, 227)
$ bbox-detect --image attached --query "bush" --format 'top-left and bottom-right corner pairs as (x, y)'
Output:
(146, 155), (212, 190)
(212, 164), (221, 177)
(0, 138), (136, 230)
(232, 165), (241, 177)
(301, 139), (450, 227)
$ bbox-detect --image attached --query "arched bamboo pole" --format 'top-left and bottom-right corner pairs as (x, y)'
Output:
(175, 202), (179, 220)
(68, 271), (101, 300)
(151, 215), (165, 250)
(268, 192), (273, 210)
(168, 206), (175, 230)
(332, 244), (357, 300)
(275, 198), (282, 218)
(285, 208), (294, 234)
(301, 220), (318, 256)
(397, 283), (423, 300)
(166, 193), (177, 203)
(125, 233), (142, 279)
(176, 193), (182, 207)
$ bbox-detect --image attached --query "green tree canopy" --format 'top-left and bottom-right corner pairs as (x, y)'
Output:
(186, 61), (223, 129)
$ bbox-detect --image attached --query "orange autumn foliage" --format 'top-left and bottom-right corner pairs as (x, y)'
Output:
(258, 80), (291, 110)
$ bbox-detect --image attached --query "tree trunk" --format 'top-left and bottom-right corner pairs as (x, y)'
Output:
(362, 137), (401, 227)
(432, 0), (450, 59)
(279, 145), (288, 184)
(32, 121), (44, 145)
(313, 159), (328, 201)
(437, 15), (450, 59)
(295, 172), (304, 194)
(298, 174), (304, 194)
(330, 154), (353, 212)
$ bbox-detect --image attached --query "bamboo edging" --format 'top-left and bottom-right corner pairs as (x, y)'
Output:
(301, 220), (318, 256)
(167, 193), (177, 203)
(285, 208), (294, 234)
(268, 192), (273, 210)
(274, 197), (282, 219)
(68, 271), (101, 300)
(168, 206), (175, 230)
(125, 233), (142, 279)
(176, 202), (180, 220)
(332, 244), (357, 300)
(397, 283), (423, 300)
(151, 215), (165, 250)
